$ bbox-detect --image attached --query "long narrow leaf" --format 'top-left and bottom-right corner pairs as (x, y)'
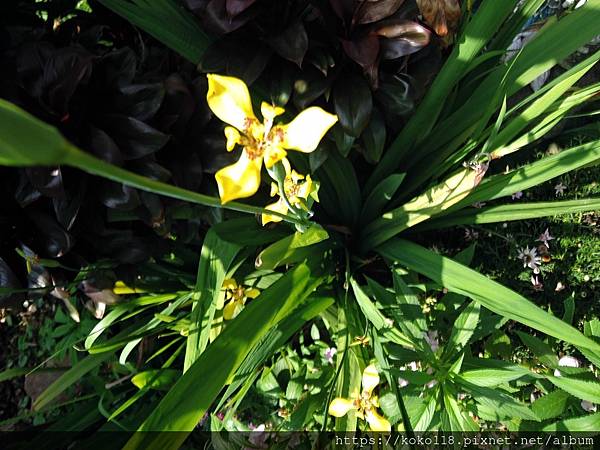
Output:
(378, 239), (600, 355)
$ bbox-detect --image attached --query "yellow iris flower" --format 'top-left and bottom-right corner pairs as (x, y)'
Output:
(206, 74), (337, 204)
(222, 278), (260, 320)
(261, 158), (315, 225)
(328, 364), (391, 432)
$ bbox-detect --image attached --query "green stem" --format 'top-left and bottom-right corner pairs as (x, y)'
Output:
(64, 145), (304, 226)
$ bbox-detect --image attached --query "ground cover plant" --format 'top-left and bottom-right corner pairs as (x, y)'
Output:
(1, 0), (600, 448)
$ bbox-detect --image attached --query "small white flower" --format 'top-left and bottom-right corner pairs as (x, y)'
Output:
(581, 400), (597, 412)
(554, 355), (581, 376)
(512, 191), (523, 200)
(537, 228), (554, 248)
(424, 331), (439, 352)
(398, 377), (409, 388)
(464, 228), (479, 241)
(555, 281), (566, 292)
(472, 201), (486, 209)
(324, 347), (337, 364)
(518, 246), (542, 273)
(531, 275), (543, 291)
(554, 182), (567, 196)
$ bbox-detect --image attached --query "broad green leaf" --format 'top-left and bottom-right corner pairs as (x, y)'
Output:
(517, 331), (559, 369)
(455, 377), (539, 422)
(255, 225), (329, 270)
(33, 353), (113, 411)
(547, 376), (600, 403)
(541, 412), (600, 431)
(443, 302), (480, 362)
(184, 229), (241, 371)
(531, 390), (570, 421)
(124, 265), (320, 450)
(362, 168), (479, 250)
(378, 239), (600, 355)
(460, 365), (535, 387)
(360, 173), (405, 227)
(216, 295), (334, 411)
(0, 98), (71, 166)
(131, 370), (180, 391)
(98, 0), (211, 63)
(413, 389), (438, 431)
(442, 386), (479, 431)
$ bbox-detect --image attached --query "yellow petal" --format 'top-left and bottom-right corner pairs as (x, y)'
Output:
(261, 199), (288, 225)
(270, 182), (279, 197)
(282, 107), (338, 153)
(224, 126), (241, 151)
(215, 151), (263, 203)
(264, 146), (287, 168)
(328, 398), (355, 417)
(245, 288), (260, 299)
(261, 102), (285, 122)
(296, 177), (312, 200)
(222, 278), (238, 290)
(223, 300), (238, 320)
(362, 364), (380, 395)
(365, 408), (391, 432)
(207, 74), (256, 131)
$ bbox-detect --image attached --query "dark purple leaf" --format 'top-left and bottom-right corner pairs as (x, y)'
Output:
(42, 47), (94, 117)
(203, 0), (253, 34)
(375, 20), (432, 59)
(170, 153), (204, 191)
(53, 180), (85, 231)
(156, 74), (199, 138)
(88, 126), (124, 165)
(226, 0), (257, 16)
(98, 181), (141, 211)
(200, 38), (271, 85)
(342, 34), (380, 70)
(329, 0), (356, 23)
(27, 211), (74, 258)
(353, 0), (406, 25)
(14, 172), (42, 207)
(114, 83), (165, 122)
(305, 47), (336, 77)
(96, 47), (136, 88)
(270, 21), (309, 67)
(374, 75), (414, 128)
(333, 73), (372, 137)
(101, 114), (170, 160)
(25, 166), (64, 198)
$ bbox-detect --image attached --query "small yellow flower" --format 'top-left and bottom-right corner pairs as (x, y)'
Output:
(328, 364), (391, 432)
(222, 278), (260, 320)
(261, 158), (316, 225)
(206, 74), (337, 204)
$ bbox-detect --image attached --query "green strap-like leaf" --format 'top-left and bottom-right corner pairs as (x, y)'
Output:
(184, 229), (241, 371)
(417, 198), (600, 230)
(124, 264), (320, 449)
(377, 239), (600, 356)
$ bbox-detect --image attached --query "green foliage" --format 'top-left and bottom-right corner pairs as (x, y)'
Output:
(1, 0), (600, 443)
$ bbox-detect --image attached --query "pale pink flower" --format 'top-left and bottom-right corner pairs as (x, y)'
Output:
(537, 228), (554, 248)
(518, 246), (541, 274)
